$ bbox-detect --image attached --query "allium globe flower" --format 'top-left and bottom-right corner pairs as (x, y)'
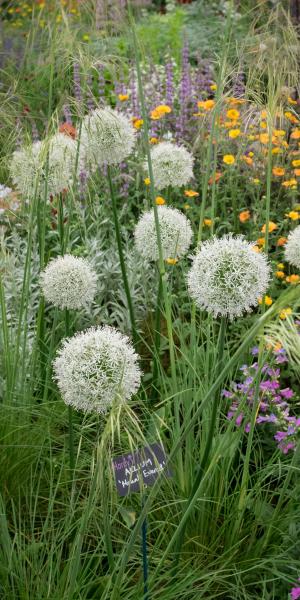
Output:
(145, 142), (194, 190)
(40, 254), (97, 310)
(53, 325), (142, 413)
(79, 108), (136, 170)
(284, 225), (300, 269)
(134, 206), (193, 261)
(9, 133), (77, 199)
(187, 235), (271, 319)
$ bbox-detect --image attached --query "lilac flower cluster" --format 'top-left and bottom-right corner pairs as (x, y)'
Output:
(224, 347), (300, 454)
(291, 580), (300, 600)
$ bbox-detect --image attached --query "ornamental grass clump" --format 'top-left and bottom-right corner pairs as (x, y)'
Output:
(145, 141), (194, 190)
(284, 225), (300, 269)
(134, 206), (193, 261)
(9, 133), (77, 199)
(40, 254), (97, 310)
(53, 325), (142, 414)
(80, 107), (136, 171)
(187, 234), (271, 319)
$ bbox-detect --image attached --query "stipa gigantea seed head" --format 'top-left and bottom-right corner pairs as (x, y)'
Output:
(53, 325), (142, 414)
(134, 206), (193, 261)
(40, 254), (97, 310)
(187, 234), (271, 319)
(284, 225), (300, 269)
(145, 141), (194, 190)
(79, 107), (136, 171)
(9, 133), (77, 199)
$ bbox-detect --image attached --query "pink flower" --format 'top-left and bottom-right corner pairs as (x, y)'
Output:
(291, 586), (300, 599)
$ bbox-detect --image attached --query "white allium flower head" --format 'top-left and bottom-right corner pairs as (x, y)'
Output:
(145, 141), (194, 190)
(79, 108), (136, 170)
(284, 225), (300, 269)
(9, 133), (77, 199)
(187, 234), (271, 319)
(134, 206), (193, 261)
(53, 325), (142, 413)
(40, 254), (97, 310)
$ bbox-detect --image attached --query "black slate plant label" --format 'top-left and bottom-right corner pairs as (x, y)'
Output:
(112, 443), (172, 496)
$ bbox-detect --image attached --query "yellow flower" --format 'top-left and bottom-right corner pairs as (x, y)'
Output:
(288, 97), (297, 105)
(228, 128), (241, 139)
(239, 210), (250, 223)
(242, 155), (253, 165)
(273, 129), (286, 137)
(132, 118), (143, 129)
(285, 211), (299, 220)
(144, 177), (150, 186)
(210, 84), (217, 91)
(118, 94), (129, 102)
(276, 271), (285, 279)
(82, 34), (90, 42)
(166, 257), (178, 265)
(252, 245), (261, 253)
(197, 99), (215, 111)
(203, 218), (212, 227)
(272, 147), (282, 155)
(277, 263), (285, 270)
(155, 196), (166, 205)
(223, 154), (235, 165)
(150, 137), (158, 144)
(272, 167), (285, 176)
(260, 121), (267, 129)
(282, 178), (297, 188)
(286, 274), (300, 284)
(292, 159), (300, 167)
(261, 221), (278, 233)
(258, 295), (273, 306)
(280, 307), (292, 319)
(150, 105), (172, 120)
(257, 237), (266, 247)
(184, 189), (199, 197)
(252, 178), (261, 184)
(226, 109), (240, 120)
(183, 203), (190, 210)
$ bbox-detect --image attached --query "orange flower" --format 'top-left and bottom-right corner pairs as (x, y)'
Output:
(277, 237), (287, 246)
(239, 210), (250, 223)
(272, 147), (282, 155)
(59, 123), (76, 139)
(184, 190), (199, 197)
(208, 172), (222, 185)
(288, 97), (298, 105)
(242, 155), (253, 165)
(226, 109), (240, 120)
(203, 218), (212, 227)
(118, 94), (129, 102)
(291, 129), (300, 139)
(294, 169), (300, 176)
(275, 271), (285, 279)
(272, 167), (285, 176)
(261, 222), (278, 233)
(155, 196), (166, 205)
(257, 237), (266, 247)
(197, 99), (215, 111)
(258, 295), (273, 306)
(286, 274), (300, 284)
(273, 129), (286, 137)
(132, 118), (143, 129)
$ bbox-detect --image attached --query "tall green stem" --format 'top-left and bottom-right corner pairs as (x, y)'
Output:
(65, 308), (75, 473)
(107, 165), (137, 345)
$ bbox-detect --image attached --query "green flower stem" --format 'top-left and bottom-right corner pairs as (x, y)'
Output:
(65, 308), (75, 473)
(107, 165), (138, 345)
(151, 268), (163, 401)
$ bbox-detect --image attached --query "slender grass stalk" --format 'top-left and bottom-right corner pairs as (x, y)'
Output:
(107, 165), (138, 344)
(65, 308), (75, 473)
(151, 269), (163, 401)
(141, 494), (149, 600)
(173, 316), (227, 564)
